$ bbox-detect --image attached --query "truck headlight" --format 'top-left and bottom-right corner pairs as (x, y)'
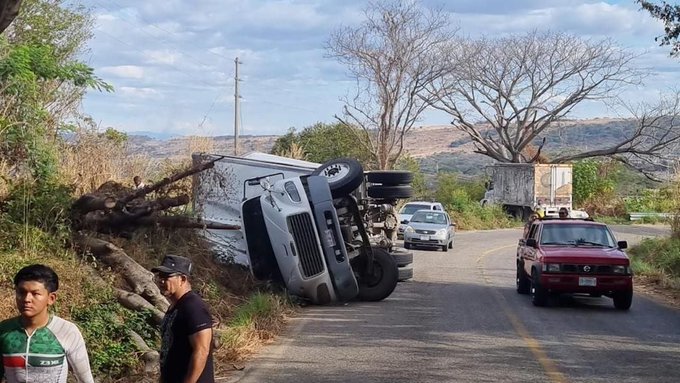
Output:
(542, 263), (561, 273)
(284, 181), (301, 202)
(612, 265), (630, 274)
(405, 226), (414, 233)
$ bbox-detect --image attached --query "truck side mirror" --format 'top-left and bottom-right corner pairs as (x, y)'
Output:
(617, 241), (628, 249)
(526, 238), (537, 248)
(260, 178), (272, 191)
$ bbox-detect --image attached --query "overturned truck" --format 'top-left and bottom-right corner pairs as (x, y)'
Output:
(193, 153), (414, 304)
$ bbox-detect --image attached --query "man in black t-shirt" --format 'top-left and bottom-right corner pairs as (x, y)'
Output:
(153, 255), (214, 383)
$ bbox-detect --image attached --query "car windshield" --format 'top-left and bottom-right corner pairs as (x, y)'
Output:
(400, 204), (432, 215)
(540, 224), (616, 247)
(410, 211), (447, 225)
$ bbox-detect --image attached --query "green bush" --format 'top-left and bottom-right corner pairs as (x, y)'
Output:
(0, 180), (73, 252)
(71, 301), (159, 377)
(434, 172), (517, 230)
(629, 237), (680, 279)
(624, 188), (677, 213)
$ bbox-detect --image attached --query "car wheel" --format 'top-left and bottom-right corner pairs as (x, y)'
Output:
(516, 263), (530, 294)
(448, 239), (453, 249)
(441, 244), (448, 252)
(531, 270), (548, 306)
(404, 242), (411, 250)
(312, 158), (364, 198)
(365, 171), (413, 185)
(613, 286), (633, 310)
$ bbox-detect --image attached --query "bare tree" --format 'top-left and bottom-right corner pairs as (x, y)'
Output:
(551, 92), (680, 179)
(429, 31), (650, 164)
(327, 0), (455, 169)
(637, 0), (680, 57)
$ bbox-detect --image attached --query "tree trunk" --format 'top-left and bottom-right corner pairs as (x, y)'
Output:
(114, 288), (165, 325)
(122, 157), (222, 204)
(73, 234), (169, 312)
(127, 330), (160, 373)
(135, 216), (241, 230)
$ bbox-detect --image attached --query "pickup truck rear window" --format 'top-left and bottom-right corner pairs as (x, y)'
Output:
(540, 224), (616, 247)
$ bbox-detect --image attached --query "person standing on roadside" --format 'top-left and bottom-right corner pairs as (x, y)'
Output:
(153, 255), (214, 383)
(0, 264), (94, 383)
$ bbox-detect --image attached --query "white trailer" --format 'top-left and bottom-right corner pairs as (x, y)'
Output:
(481, 163), (573, 220)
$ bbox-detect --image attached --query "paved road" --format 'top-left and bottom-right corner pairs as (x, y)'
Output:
(229, 226), (680, 383)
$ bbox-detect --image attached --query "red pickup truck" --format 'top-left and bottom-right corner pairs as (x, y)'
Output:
(516, 218), (633, 310)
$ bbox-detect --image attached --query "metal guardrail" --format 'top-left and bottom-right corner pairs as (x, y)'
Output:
(629, 212), (675, 221)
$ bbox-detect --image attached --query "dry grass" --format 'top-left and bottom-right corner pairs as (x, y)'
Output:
(0, 249), (107, 322)
(59, 129), (157, 195)
(187, 135), (215, 157)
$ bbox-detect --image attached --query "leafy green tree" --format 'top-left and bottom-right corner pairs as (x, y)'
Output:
(271, 122), (373, 167)
(572, 159), (618, 205)
(270, 128), (298, 157)
(637, 1), (680, 56)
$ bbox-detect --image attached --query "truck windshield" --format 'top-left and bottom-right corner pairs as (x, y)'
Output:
(400, 204), (431, 215)
(540, 224), (616, 247)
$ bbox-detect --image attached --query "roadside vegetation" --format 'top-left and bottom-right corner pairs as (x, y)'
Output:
(627, 173), (680, 291)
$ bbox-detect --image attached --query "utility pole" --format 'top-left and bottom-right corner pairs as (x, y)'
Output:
(234, 57), (242, 156)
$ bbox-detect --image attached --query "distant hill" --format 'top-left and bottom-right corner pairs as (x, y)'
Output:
(126, 118), (645, 175)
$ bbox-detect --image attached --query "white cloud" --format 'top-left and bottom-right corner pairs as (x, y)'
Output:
(99, 65), (145, 79)
(142, 49), (181, 65)
(119, 87), (162, 99)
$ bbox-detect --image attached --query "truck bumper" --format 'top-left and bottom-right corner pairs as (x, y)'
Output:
(540, 273), (632, 294)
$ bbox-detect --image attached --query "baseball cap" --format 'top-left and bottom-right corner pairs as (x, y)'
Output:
(152, 254), (193, 276)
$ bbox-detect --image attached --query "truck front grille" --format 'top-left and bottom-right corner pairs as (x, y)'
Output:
(561, 264), (615, 274)
(287, 213), (325, 278)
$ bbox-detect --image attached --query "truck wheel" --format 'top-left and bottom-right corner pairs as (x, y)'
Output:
(367, 185), (413, 199)
(398, 266), (413, 282)
(613, 287), (633, 310)
(312, 158), (364, 197)
(357, 247), (399, 301)
(531, 270), (548, 306)
(365, 171), (413, 185)
(391, 249), (413, 267)
(516, 263), (530, 294)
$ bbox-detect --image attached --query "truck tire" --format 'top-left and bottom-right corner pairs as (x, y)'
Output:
(367, 185), (413, 199)
(398, 266), (413, 282)
(613, 286), (633, 310)
(365, 171), (413, 185)
(312, 158), (364, 197)
(516, 262), (530, 294)
(391, 249), (413, 267)
(531, 270), (548, 307)
(357, 247), (399, 301)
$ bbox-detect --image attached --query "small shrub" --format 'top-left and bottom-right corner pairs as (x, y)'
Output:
(71, 301), (159, 377)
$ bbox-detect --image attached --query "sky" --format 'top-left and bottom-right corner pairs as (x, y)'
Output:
(80, 0), (677, 137)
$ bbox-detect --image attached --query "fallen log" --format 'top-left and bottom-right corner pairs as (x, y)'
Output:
(114, 288), (165, 325)
(74, 234), (169, 312)
(72, 194), (117, 215)
(122, 157), (223, 204)
(128, 330), (160, 373)
(135, 216), (241, 230)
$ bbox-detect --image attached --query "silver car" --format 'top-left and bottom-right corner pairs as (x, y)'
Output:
(403, 210), (455, 252)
